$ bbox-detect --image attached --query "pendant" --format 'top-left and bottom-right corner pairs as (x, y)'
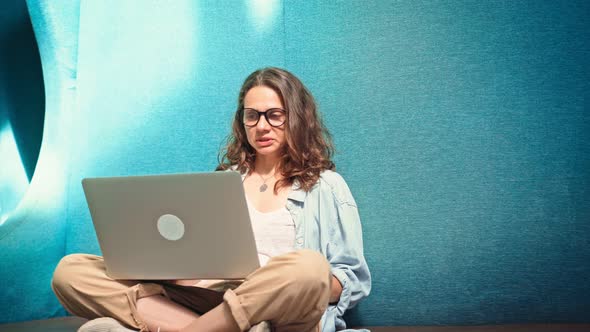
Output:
(259, 183), (268, 192)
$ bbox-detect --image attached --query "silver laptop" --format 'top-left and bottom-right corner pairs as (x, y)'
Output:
(81, 171), (260, 280)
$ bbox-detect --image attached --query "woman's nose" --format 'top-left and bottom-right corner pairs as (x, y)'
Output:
(256, 114), (271, 130)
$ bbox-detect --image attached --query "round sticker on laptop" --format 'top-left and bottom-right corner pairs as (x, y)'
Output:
(156, 214), (185, 241)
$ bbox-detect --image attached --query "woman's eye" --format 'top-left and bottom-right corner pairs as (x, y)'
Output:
(268, 111), (284, 120)
(245, 112), (258, 120)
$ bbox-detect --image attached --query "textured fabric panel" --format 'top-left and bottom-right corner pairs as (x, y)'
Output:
(285, 0), (590, 326)
(0, 0), (81, 323)
(0, 1), (44, 182)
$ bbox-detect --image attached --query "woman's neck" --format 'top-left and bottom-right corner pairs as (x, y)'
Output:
(254, 155), (280, 176)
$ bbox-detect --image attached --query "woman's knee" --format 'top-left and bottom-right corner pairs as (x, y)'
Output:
(51, 253), (93, 294)
(282, 250), (331, 294)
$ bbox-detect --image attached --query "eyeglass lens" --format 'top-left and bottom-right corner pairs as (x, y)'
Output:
(243, 108), (286, 127)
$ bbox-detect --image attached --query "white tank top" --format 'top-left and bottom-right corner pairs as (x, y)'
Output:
(246, 198), (296, 267)
(189, 199), (296, 291)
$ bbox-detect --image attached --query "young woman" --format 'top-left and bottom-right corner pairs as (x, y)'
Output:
(52, 67), (370, 332)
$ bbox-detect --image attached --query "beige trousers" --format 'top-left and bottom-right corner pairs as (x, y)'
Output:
(51, 249), (331, 332)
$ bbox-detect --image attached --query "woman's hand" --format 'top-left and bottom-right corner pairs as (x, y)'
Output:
(164, 279), (201, 286)
(330, 276), (342, 304)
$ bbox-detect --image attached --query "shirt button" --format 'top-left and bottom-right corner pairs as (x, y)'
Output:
(296, 237), (303, 245)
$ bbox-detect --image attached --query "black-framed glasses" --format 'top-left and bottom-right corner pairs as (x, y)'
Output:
(242, 108), (286, 127)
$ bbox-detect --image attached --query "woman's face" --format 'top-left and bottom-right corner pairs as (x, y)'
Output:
(243, 85), (286, 160)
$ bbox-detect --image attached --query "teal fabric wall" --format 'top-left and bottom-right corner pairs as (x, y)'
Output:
(285, 1), (590, 325)
(1, 0), (589, 326)
(1, 0), (80, 322)
(0, 1), (45, 182)
(0, 1), (44, 223)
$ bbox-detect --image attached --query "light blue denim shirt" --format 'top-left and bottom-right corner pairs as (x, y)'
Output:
(285, 170), (371, 332)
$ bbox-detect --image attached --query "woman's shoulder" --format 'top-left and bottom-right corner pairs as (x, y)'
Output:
(218, 165), (242, 172)
(317, 170), (357, 206)
(318, 169), (346, 186)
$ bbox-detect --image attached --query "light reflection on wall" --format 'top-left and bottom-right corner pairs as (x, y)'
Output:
(74, 0), (200, 157)
(27, 143), (64, 209)
(0, 124), (29, 226)
(246, 0), (280, 33)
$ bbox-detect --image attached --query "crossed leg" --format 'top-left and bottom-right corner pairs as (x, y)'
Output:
(52, 250), (330, 332)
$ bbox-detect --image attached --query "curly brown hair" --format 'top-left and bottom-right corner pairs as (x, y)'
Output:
(217, 67), (335, 193)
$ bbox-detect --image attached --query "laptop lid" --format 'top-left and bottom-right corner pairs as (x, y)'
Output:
(81, 171), (260, 280)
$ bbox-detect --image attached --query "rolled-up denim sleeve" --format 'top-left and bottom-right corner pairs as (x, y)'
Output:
(322, 174), (371, 317)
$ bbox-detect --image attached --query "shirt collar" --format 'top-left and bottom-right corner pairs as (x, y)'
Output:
(287, 180), (306, 203)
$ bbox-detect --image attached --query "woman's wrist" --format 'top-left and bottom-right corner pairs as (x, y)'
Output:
(329, 275), (343, 304)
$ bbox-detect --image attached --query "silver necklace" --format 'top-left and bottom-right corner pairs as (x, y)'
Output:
(258, 172), (275, 192)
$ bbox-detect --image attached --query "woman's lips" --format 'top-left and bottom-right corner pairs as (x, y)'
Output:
(256, 138), (273, 147)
